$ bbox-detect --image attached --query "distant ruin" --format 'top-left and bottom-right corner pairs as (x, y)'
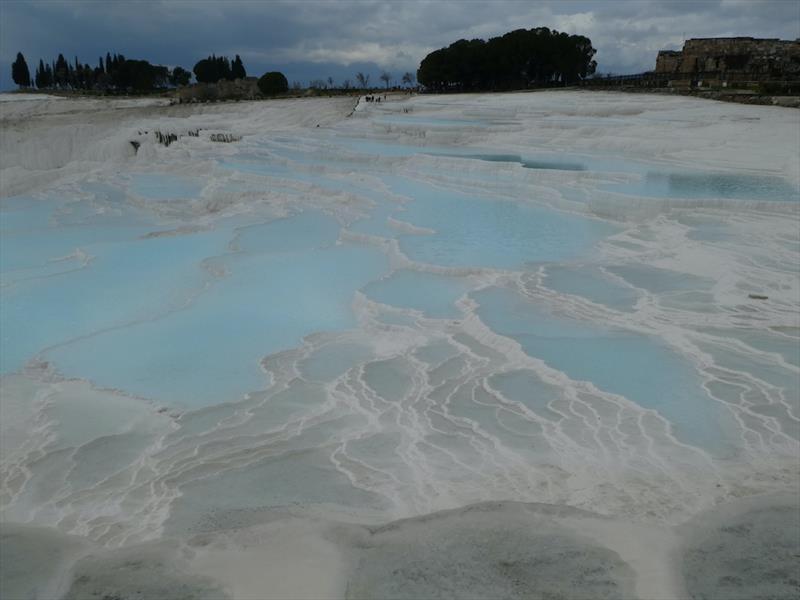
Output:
(655, 37), (800, 88)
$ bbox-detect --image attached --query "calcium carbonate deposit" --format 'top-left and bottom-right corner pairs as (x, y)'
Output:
(1, 90), (798, 599)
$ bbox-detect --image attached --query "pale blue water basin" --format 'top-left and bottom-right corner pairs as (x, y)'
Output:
(376, 115), (488, 127)
(543, 266), (639, 311)
(129, 173), (203, 200)
(1, 215), (150, 275)
(0, 196), (59, 231)
(697, 327), (800, 370)
(45, 213), (389, 407)
(219, 154), (388, 204)
(606, 265), (713, 294)
(331, 137), (432, 158)
(235, 211), (341, 254)
(329, 138), (587, 171)
(445, 153), (587, 172)
(301, 343), (375, 382)
(383, 175), (619, 269)
(322, 137), (587, 177)
(694, 339), (799, 440)
(525, 152), (798, 201)
(489, 370), (564, 421)
(220, 152), (409, 241)
(2, 226), (235, 374)
(362, 357), (414, 399)
(52, 182), (139, 227)
(217, 157), (291, 178)
(473, 286), (735, 453)
(611, 171), (799, 202)
(364, 270), (472, 318)
(0, 193), (150, 273)
(409, 150), (798, 202)
(331, 125), (799, 203)
(348, 197), (403, 239)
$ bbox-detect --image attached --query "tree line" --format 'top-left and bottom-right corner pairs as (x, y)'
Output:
(11, 51), (193, 91)
(11, 51), (253, 92)
(193, 55), (246, 83)
(417, 27), (597, 91)
(12, 48), (419, 94)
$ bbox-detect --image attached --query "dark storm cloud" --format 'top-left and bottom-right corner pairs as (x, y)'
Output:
(1, 0), (798, 89)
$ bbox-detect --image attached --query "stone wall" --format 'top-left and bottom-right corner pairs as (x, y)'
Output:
(655, 37), (800, 82)
(655, 50), (681, 74)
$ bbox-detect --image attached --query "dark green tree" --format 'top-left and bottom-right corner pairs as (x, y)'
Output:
(231, 55), (246, 79)
(54, 53), (69, 88)
(35, 59), (47, 88)
(28, 51), (187, 92)
(193, 57), (213, 83)
(257, 71), (288, 95)
(417, 28), (597, 91)
(170, 66), (191, 86)
(113, 59), (169, 90)
(12, 52), (31, 88)
(193, 55), (234, 83)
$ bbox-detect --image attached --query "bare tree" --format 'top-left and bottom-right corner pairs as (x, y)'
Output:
(380, 71), (391, 89)
(342, 79), (352, 90)
(327, 76), (334, 89)
(402, 72), (415, 87)
(292, 80), (302, 91)
(355, 72), (369, 89)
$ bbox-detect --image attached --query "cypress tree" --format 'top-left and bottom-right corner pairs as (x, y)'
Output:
(193, 55), (236, 83)
(35, 59), (44, 88)
(55, 53), (69, 88)
(40, 59), (47, 87)
(232, 55), (246, 79)
(11, 52), (31, 88)
(83, 63), (93, 89)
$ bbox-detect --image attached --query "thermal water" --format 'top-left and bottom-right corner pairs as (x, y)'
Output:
(1, 91), (798, 599)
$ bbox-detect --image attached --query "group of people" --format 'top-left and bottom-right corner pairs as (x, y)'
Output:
(364, 94), (386, 103)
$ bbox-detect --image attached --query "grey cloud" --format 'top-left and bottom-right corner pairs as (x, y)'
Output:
(1, 0), (797, 90)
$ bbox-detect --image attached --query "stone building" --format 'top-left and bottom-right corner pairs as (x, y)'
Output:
(655, 37), (800, 87)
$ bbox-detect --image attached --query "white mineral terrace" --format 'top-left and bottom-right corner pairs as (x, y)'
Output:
(1, 90), (798, 600)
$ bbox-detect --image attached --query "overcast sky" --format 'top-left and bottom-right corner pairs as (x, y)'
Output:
(1, 0), (798, 90)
